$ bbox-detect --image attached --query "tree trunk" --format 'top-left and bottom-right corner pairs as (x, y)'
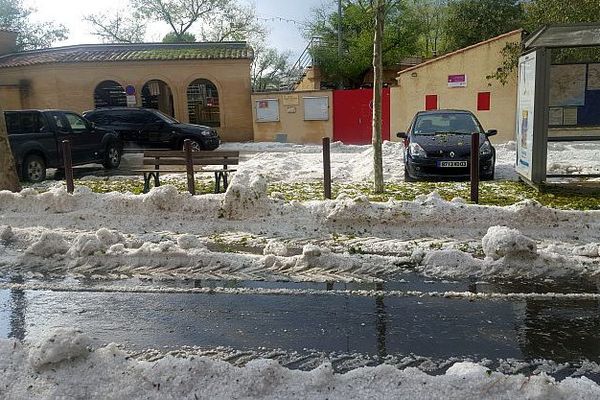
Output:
(372, 0), (385, 194)
(0, 107), (21, 192)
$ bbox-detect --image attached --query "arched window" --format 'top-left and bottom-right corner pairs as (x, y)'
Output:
(141, 80), (175, 117)
(187, 79), (220, 126)
(94, 80), (126, 108)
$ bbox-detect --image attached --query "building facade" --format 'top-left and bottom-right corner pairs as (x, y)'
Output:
(391, 30), (523, 144)
(0, 33), (254, 142)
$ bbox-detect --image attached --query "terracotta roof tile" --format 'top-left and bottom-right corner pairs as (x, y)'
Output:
(0, 42), (253, 68)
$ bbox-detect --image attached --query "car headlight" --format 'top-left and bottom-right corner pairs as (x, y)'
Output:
(480, 141), (493, 157)
(201, 130), (214, 137)
(409, 142), (427, 158)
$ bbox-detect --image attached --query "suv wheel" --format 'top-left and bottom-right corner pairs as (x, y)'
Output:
(183, 139), (203, 152)
(103, 143), (121, 169)
(23, 154), (46, 182)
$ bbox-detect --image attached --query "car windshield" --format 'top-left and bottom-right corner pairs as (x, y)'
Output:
(153, 110), (180, 124)
(413, 113), (482, 135)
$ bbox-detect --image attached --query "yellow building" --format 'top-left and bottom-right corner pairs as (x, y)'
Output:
(0, 31), (254, 142)
(391, 30), (523, 143)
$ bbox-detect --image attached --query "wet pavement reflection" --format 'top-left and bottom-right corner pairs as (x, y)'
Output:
(1, 277), (600, 370)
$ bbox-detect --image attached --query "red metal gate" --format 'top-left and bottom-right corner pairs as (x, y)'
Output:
(333, 88), (390, 145)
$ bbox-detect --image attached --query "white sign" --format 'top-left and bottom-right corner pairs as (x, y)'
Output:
(126, 95), (137, 107)
(448, 74), (467, 88)
(516, 52), (536, 181)
(303, 96), (329, 121)
(255, 99), (279, 122)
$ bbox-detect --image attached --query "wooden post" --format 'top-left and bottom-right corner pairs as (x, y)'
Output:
(61, 140), (74, 194)
(323, 137), (332, 200)
(184, 139), (195, 195)
(372, 0), (385, 194)
(470, 133), (480, 204)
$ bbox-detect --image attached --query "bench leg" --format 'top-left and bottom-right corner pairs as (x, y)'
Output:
(143, 172), (161, 194)
(143, 173), (151, 194)
(214, 172), (222, 194)
(223, 172), (229, 191)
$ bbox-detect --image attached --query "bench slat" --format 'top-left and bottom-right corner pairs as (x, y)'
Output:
(142, 159), (239, 166)
(143, 150), (240, 158)
(132, 168), (237, 173)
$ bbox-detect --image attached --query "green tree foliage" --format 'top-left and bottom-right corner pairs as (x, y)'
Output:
(84, 11), (146, 43)
(444, 0), (523, 52)
(489, 0), (600, 85)
(87, 0), (264, 44)
(523, 0), (600, 31)
(308, 0), (421, 88)
(0, 0), (67, 51)
(162, 32), (197, 43)
(251, 45), (291, 91)
(409, 0), (448, 57)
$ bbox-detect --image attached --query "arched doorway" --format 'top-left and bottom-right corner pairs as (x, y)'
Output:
(141, 79), (175, 117)
(94, 80), (127, 108)
(187, 79), (220, 126)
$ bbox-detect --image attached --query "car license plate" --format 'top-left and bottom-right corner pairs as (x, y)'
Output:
(438, 161), (467, 168)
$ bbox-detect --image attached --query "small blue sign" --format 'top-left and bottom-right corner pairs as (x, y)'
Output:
(125, 85), (136, 96)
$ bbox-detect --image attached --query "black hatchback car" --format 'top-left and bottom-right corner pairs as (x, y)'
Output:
(398, 110), (496, 181)
(83, 107), (220, 151)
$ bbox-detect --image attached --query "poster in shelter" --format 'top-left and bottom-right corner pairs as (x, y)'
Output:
(516, 52), (536, 181)
(588, 64), (600, 90)
(549, 64), (586, 107)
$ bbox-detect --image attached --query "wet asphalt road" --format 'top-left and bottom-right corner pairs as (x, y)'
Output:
(2, 278), (600, 367)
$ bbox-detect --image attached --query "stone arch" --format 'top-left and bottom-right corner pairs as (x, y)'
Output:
(141, 79), (175, 117)
(186, 78), (221, 127)
(94, 80), (127, 108)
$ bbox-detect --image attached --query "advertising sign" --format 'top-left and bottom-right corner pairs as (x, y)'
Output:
(516, 52), (537, 180)
(448, 74), (467, 88)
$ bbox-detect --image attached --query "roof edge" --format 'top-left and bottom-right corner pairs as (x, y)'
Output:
(398, 29), (523, 76)
(0, 41), (251, 60)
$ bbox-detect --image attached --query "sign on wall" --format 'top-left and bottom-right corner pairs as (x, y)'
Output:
(303, 96), (329, 121)
(255, 99), (279, 122)
(283, 94), (299, 106)
(516, 52), (537, 181)
(448, 74), (467, 88)
(549, 64), (586, 106)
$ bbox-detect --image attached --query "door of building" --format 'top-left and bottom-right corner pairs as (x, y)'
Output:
(333, 88), (390, 144)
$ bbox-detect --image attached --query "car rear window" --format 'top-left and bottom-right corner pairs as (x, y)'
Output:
(414, 113), (481, 135)
(85, 111), (113, 125)
(4, 111), (48, 134)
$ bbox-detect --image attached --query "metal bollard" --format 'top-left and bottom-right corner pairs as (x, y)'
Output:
(470, 132), (480, 204)
(184, 139), (196, 195)
(61, 140), (74, 194)
(323, 137), (332, 200)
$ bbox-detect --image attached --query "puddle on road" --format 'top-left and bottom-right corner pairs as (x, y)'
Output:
(1, 275), (600, 380)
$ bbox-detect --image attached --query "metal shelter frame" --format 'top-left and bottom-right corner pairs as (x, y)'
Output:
(517, 24), (600, 189)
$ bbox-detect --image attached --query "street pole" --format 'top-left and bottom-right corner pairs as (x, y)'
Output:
(338, 0), (343, 58)
(338, 0), (343, 89)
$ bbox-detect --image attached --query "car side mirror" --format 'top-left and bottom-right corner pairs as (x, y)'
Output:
(486, 129), (498, 137)
(396, 132), (407, 139)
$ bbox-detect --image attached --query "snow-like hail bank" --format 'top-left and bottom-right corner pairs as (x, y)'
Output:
(0, 170), (600, 282)
(1, 329), (599, 400)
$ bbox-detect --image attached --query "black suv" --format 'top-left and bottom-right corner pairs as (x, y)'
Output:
(6, 110), (121, 182)
(83, 107), (220, 151)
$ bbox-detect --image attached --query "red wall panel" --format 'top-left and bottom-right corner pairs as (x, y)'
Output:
(425, 95), (438, 111)
(333, 88), (390, 145)
(477, 92), (491, 111)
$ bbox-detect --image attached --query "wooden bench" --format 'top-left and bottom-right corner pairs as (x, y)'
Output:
(134, 150), (239, 194)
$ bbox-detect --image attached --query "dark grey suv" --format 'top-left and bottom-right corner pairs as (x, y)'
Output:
(83, 107), (220, 151)
(6, 110), (121, 182)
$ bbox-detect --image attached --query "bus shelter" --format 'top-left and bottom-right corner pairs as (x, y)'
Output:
(516, 24), (600, 189)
